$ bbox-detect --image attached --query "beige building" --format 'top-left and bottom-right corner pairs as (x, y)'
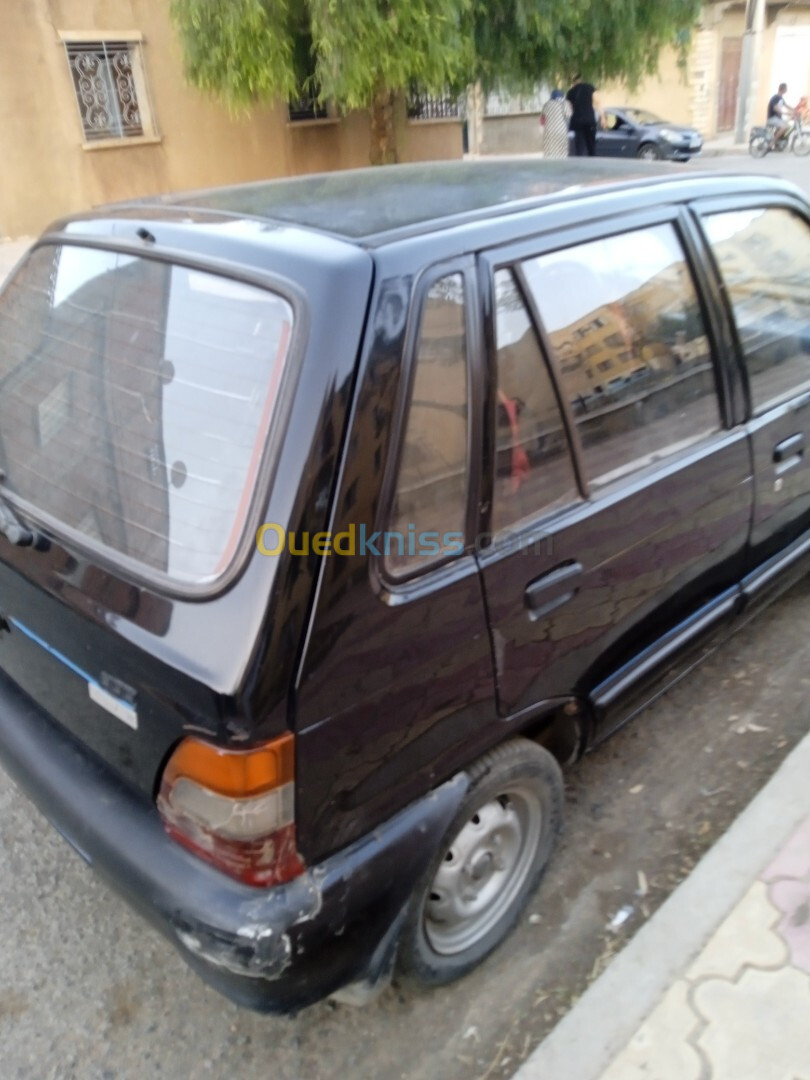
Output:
(495, 1), (810, 154)
(0, 0), (462, 239)
(605, 0), (810, 138)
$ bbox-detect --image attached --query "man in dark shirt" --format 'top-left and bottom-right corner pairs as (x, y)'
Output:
(567, 75), (599, 157)
(767, 82), (793, 141)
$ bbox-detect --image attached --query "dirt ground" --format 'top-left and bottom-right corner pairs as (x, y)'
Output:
(1, 573), (808, 1080)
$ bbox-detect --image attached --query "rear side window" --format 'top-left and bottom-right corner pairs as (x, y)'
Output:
(387, 273), (468, 577)
(703, 207), (810, 414)
(492, 269), (579, 532)
(0, 245), (293, 588)
(521, 223), (720, 488)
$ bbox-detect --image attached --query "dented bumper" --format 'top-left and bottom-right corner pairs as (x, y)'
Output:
(0, 670), (467, 1012)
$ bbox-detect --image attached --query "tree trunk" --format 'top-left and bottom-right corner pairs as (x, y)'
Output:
(369, 86), (398, 165)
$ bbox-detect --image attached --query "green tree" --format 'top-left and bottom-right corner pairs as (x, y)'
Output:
(170, 0), (470, 164)
(466, 0), (702, 91)
(169, 0), (702, 165)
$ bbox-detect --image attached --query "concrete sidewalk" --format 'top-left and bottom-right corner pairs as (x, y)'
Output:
(514, 729), (810, 1080)
(700, 131), (750, 158)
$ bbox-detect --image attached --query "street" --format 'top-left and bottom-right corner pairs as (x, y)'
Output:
(695, 141), (810, 188)
(1, 148), (810, 1080)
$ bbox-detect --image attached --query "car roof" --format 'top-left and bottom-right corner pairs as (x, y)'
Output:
(108, 159), (701, 244)
(59, 159), (802, 253)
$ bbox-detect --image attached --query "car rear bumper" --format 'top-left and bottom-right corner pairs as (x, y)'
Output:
(0, 669), (467, 1013)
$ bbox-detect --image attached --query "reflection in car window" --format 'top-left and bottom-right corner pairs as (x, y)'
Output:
(492, 270), (579, 532)
(624, 109), (665, 125)
(522, 224), (720, 487)
(703, 208), (810, 415)
(388, 273), (468, 576)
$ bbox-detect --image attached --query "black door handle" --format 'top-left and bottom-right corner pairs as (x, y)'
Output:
(524, 561), (583, 621)
(773, 433), (805, 464)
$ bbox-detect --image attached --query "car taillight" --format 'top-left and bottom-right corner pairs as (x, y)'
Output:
(156, 733), (305, 887)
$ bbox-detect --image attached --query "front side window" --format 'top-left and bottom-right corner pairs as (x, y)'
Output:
(703, 207), (810, 414)
(492, 269), (579, 532)
(387, 273), (468, 577)
(0, 246), (294, 588)
(522, 223), (720, 488)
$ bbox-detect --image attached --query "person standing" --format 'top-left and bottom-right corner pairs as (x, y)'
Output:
(567, 74), (599, 157)
(540, 89), (572, 159)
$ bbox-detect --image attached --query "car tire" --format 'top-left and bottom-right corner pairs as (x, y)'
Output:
(397, 738), (563, 987)
(637, 143), (662, 161)
(749, 135), (769, 159)
(793, 133), (810, 157)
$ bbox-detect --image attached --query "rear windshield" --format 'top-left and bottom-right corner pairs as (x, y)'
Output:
(0, 245), (294, 589)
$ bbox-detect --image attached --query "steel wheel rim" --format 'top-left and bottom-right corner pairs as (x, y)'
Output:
(423, 784), (543, 955)
(639, 145), (659, 160)
(793, 134), (810, 157)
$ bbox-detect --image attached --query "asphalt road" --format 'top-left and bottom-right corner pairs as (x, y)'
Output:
(1, 148), (810, 1080)
(692, 140), (810, 189)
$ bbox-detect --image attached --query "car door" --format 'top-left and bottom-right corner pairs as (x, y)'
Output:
(698, 199), (810, 584)
(294, 258), (497, 859)
(476, 208), (752, 739)
(597, 110), (637, 157)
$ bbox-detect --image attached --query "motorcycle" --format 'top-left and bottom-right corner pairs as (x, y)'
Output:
(750, 113), (810, 158)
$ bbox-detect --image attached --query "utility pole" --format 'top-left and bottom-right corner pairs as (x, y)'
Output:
(734, 0), (766, 143)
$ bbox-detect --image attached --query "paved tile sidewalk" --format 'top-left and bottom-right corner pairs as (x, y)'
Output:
(600, 814), (810, 1080)
(515, 730), (810, 1080)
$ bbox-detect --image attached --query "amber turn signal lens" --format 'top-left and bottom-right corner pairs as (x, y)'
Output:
(161, 732), (295, 798)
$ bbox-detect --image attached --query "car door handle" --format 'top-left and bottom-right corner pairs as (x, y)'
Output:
(524, 562), (583, 621)
(773, 433), (805, 466)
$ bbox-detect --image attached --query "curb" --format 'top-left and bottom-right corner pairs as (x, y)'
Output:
(512, 727), (810, 1080)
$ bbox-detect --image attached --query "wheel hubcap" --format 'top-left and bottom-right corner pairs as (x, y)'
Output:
(424, 786), (543, 955)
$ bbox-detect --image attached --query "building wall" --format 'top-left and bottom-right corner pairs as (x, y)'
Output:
(600, 47), (693, 126)
(481, 115), (543, 156)
(0, 0), (462, 239)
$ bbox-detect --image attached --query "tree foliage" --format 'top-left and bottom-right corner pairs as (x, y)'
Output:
(169, 0), (703, 161)
(465, 0), (703, 92)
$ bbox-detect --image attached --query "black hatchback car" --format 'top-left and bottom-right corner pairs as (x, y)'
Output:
(0, 160), (808, 1013)
(592, 107), (704, 160)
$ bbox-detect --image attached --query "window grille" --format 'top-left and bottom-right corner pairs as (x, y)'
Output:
(65, 41), (146, 141)
(288, 94), (329, 122)
(407, 91), (462, 121)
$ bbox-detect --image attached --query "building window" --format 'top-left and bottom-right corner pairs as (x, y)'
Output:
(288, 93), (329, 122)
(63, 38), (155, 143)
(407, 89), (462, 120)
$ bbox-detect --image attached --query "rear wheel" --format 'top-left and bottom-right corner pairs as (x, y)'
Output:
(793, 132), (810, 157)
(397, 738), (563, 986)
(749, 135), (769, 159)
(637, 143), (662, 161)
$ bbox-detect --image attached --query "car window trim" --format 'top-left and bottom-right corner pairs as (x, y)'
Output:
(690, 195), (810, 424)
(477, 261), (586, 547)
(0, 234), (309, 601)
(676, 205), (744, 429)
(374, 255), (481, 593)
(480, 205), (732, 514)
